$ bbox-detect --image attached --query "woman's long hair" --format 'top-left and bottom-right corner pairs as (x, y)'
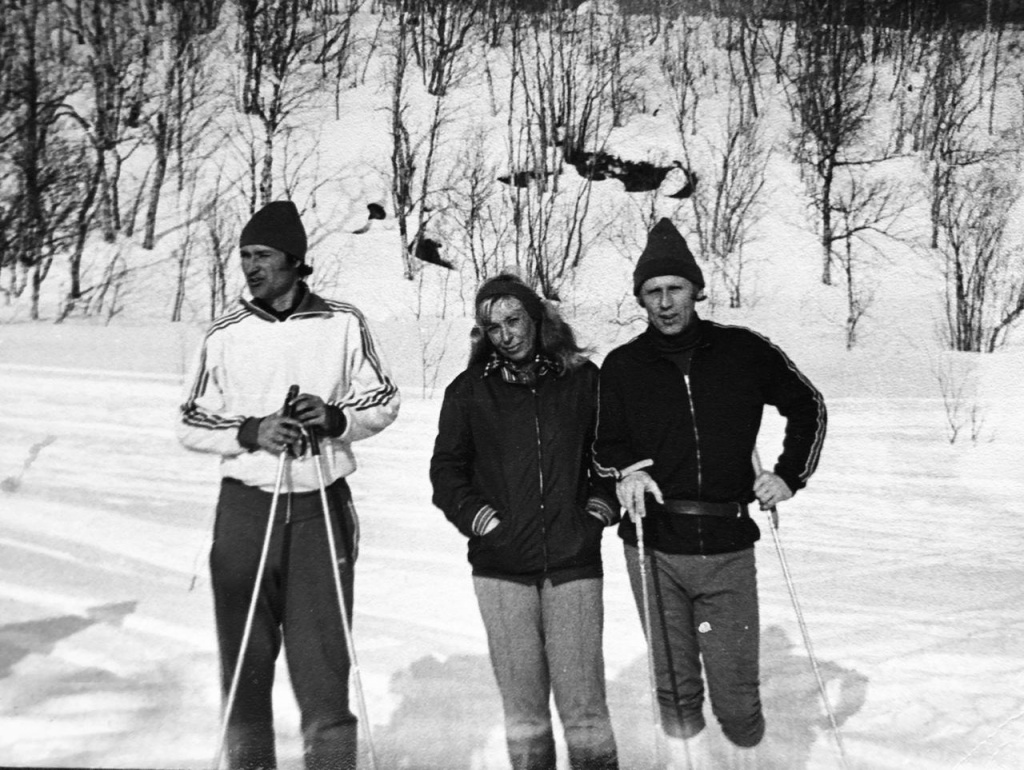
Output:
(468, 275), (589, 373)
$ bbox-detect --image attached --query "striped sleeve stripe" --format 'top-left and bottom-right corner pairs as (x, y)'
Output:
(327, 300), (399, 411)
(586, 497), (615, 525)
(725, 323), (827, 482)
(181, 405), (245, 430)
(343, 380), (400, 411)
(327, 388), (399, 414)
(182, 346), (208, 407)
(184, 309), (250, 403)
(208, 306), (251, 334)
(180, 309), (251, 431)
(472, 505), (500, 536)
(800, 388), (827, 481)
(591, 377), (621, 480)
(593, 460), (656, 480)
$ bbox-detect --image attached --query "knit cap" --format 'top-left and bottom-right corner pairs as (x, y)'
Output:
(239, 201), (308, 260)
(475, 274), (545, 321)
(632, 218), (704, 295)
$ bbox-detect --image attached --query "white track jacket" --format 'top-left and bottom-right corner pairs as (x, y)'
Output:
(178, 292), (400, 492)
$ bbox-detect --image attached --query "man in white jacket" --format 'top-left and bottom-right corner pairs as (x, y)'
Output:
(179, 200), (400, 770)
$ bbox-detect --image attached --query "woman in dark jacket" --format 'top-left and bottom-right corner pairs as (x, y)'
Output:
(430, 274), (619, 770)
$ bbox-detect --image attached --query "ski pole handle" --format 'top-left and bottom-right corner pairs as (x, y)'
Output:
(752, 448), (779, 529)
(282, 385), (301, 457)
(283, 384), (299, 417)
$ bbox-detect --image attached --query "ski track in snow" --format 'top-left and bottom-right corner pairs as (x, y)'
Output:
(1, 360), (1023, 769)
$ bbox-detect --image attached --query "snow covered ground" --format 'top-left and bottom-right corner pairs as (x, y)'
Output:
(1, 322), (1023, 770)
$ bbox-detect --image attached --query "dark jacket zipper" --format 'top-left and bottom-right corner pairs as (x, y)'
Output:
(683, 372), (705, 551)
(531, 386), (549, 573)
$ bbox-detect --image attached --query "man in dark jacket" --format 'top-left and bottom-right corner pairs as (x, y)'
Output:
(594, 219), (826, 769)
(431, 274), (619, 770)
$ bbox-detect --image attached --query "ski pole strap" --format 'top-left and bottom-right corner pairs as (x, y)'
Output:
(661, 499), (748, 518)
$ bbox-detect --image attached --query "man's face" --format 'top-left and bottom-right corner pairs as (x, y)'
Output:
(483, 297), (537, 364)
(638, 275), (698, 336)
(240, 244), (299, 308)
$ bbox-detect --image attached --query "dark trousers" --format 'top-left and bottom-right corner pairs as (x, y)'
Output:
(474, 576), (619, 770)
(624, 544), (765, 748)
(211, 477), (358, 770)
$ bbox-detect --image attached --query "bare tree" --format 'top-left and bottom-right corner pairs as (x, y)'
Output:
(499, 7), (604, 300)
(0, 0), (89, 319)
(830, 171), (910, 348)
(916, 25), (991, 250)
(63, 0), (153, 243)
(577, 3), (648, 129)
(664, 19), (769, 310)
(169, 227), (195, 323)
(205, 195), (237, 320)
(311, 0), (364, 117)
(937, 164), (1023, 353)
(405, 0), (485, 97)
(413, 268), (455, 398)
(784, 2), (880, 285)
(388, 9), (418, 278)
(169, 167), (222, 322)
(439, 126), (508, 284)
(932, 354), (987, 444)
(480, 0), (513, 48)
(501, 124), (598, 300)
(978, 0), (1011, 136)
(79, 244), (130, 322)
(140, 0), (220, 250)
(388, 5), (467, 280)
(689, 112), (768, 310)
(660, 15), (704, 137)
(723, 10), (769, 119)
(237, 0), (320, 207)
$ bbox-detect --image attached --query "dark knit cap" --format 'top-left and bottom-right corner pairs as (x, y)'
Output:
(475, 274), (545, 321)
(633, 217), (704, 295)
(239, 201), (308, 261)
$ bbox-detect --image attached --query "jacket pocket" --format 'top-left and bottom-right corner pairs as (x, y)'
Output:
(469, 516), (526, 574)
(547, 506), (603, 572)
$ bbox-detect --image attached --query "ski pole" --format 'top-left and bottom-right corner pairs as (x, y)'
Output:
(633, 510), (665, 768)
(753, 448), (849, 769)
(214, 385), (299, 770)
(307, 424), (379, 770)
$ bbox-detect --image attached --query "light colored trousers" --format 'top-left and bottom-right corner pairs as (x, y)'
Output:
(473, 576), (619, 770)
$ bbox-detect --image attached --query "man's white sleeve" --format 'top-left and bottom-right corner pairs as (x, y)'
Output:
(177, 335), (248, 456)
(333, 314), (400, 443)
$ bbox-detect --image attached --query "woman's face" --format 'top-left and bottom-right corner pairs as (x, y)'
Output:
(482, 297), (537, 364)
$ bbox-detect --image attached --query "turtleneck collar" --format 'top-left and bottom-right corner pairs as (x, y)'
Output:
(645, 313), (702, 353)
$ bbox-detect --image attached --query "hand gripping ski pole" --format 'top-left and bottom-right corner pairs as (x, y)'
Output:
(307, 424), (379, 770)
(214, 385), (299, 770)
(753, 449), (849, 769)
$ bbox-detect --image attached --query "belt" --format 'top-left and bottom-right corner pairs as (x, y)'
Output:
(662, 499), (748, 519)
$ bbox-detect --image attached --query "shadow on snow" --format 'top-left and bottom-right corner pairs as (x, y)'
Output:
(372, 624), (868, 770)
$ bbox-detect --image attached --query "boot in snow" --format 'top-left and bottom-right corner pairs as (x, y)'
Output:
(664, 728), (712, 770)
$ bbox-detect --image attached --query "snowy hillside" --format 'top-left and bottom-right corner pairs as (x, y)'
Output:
(2, 2), (1024, 769)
